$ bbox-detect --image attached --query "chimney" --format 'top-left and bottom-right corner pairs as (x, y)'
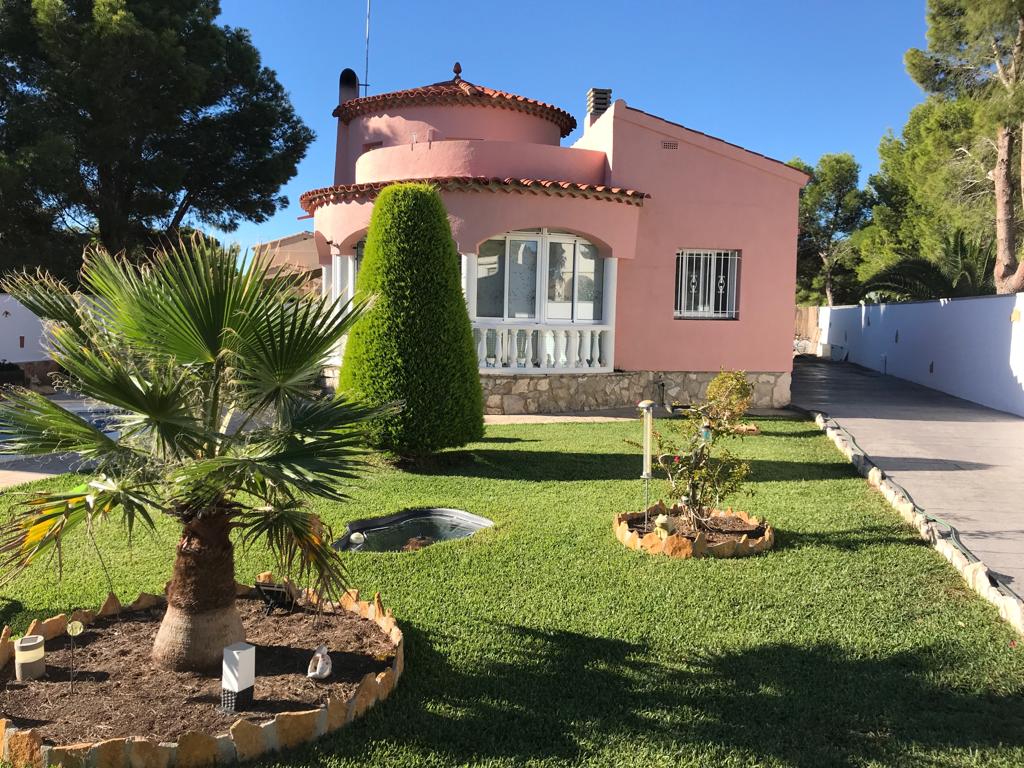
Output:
(334, 68), (361, 185)
(586, 87), (612, 127)
(339, 68), (360, 105)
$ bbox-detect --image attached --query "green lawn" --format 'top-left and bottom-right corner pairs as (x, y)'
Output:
(2, 417), (1023, 767)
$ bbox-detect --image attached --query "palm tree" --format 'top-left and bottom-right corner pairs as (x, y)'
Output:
(0, 237), (393, 672)
(862, 230), (995, 302)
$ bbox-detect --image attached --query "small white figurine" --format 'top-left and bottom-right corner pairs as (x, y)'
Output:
(307, 644), (332, 680)
(654, 513), (675, 540)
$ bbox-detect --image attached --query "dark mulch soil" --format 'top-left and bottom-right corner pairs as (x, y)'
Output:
(0, 598), (396, 744)
(628, 512), (765, 544)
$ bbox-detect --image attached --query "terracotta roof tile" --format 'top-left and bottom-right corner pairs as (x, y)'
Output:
(333, 63), (577, 138)
(299, 176), (648, 214)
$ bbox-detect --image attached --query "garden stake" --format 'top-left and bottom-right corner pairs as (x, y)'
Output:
(67, 620), (84, 694)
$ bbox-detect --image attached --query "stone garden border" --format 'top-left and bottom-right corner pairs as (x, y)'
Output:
(614, 505), (775, 559)
(0, 574), (405, 767)
(807, 409), (1024, 637)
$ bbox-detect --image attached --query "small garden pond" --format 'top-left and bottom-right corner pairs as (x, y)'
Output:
(336, 508), (493, 552)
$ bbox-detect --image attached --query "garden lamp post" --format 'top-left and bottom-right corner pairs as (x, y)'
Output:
(638, 400), (655, 527)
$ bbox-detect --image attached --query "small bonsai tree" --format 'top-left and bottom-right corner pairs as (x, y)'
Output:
(339, 183), (483, 456)
(703, 370), (753, 433)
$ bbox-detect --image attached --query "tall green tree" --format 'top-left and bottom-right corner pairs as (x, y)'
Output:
(0, 0), (312, 259)
(855, 98), (996, 282)
(906, 0), (1024, 293)
(790, 154), (871, 306)
(339, 184), (484, 457)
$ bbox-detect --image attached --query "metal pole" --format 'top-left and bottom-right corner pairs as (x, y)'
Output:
(638, 400), (655, 528)
(363, 0), (371, 97)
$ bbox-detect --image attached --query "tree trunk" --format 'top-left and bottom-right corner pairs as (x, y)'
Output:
(822, 258), (834, 307)
(152, 514), (245, 672)
(994, 124), (1024, 294)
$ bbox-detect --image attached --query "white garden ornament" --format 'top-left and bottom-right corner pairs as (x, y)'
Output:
(307, 644), (332, 680)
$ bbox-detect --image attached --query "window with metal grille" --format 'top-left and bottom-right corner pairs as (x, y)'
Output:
(674, 250), (740, 319)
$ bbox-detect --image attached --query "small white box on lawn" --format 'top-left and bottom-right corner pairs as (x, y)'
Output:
(222, 642), (255, 692)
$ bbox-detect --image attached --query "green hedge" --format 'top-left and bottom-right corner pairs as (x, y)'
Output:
(338, 183), (483, 455)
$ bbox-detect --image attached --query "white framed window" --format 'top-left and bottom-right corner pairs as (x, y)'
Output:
(475, 229), (605, 323)
(674, 249), (740, 320)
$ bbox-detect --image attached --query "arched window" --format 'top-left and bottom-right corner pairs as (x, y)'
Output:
(475, 229), (605, 323)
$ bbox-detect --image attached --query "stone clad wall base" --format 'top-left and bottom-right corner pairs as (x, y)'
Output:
(480, 370), (791, 415)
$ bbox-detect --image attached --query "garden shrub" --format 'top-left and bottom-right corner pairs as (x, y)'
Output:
(704, 370), (753, 430)
(338, 183), (483, 455)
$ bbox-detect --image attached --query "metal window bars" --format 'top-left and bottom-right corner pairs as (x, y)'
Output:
(674, 250), (740, 320)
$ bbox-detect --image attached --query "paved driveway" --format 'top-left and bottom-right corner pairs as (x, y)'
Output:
(792, 356), (1024, 594)
(0, 455), (74, 490)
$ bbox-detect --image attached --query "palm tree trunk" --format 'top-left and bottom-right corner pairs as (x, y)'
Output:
(152, 514), (245, 672)
(994, 124), (1023, 294)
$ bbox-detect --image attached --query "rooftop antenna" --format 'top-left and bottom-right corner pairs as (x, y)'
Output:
(362, 0), (371, 96)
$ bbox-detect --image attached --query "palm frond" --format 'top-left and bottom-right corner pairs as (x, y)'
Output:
(0, 269), (83, 331)
(231, 294), (370, 412)
(280, 393), (400, 437)
(0, 478), (158, 581)
(174, 425), (372, 503)
(236, 496), (347, 599)
(0, 388), (121, 458)
(46, 325), (207, 458)
(861, 259), (955, 301)
(937, 230), (994, 296)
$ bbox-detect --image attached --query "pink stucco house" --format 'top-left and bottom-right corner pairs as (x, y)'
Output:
(300, 64), (808, 414)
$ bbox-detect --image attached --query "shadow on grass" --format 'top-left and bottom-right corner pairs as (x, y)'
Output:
(409, 451), (854, 483)
(0, 597), (25, 628)
(307, 623), (1023, 768)
(757, 428), (823, 439)
(473, 436), (539, 445)
(776, 527), (923, 552)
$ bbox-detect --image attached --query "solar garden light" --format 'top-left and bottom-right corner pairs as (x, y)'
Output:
(700, 421), (714, 444)
(67, 620), (84, 694)
(221, 642), (255, 711)
(14, 634), (45, 682)
(637, 400), (655, 527)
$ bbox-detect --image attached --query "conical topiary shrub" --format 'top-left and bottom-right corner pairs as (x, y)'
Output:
(339, 183), (483, 455)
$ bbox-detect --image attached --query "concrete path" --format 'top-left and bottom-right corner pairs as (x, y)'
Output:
(792, 356), (1024, 594)
(0, 456), (74, 490)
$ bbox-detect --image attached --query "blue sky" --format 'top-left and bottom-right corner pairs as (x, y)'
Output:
(216, 0), (928, 250)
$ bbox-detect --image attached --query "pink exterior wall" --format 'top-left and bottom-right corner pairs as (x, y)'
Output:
(355, 140), (605, 186)
(575, 101), (806, 373)
(335, 104), (562, 185)
(318, 90), (806, 377)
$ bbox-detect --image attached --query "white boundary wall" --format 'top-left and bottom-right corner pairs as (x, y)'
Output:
(0, 294), (46, 363)
(817, 293), (1024, 417)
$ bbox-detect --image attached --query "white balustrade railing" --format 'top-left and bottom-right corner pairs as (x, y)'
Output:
(472, 322), (613, 373)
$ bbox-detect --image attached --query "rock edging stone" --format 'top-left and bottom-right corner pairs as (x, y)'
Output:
(614, 506), (775, 559)
(0, 575), (405, 767)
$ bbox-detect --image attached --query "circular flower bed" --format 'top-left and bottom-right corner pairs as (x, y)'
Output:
(0, 576), (404, 767)
(614, 503), (775, 559)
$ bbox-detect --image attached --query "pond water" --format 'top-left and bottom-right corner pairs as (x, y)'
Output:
(336, 508), (493, 553)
